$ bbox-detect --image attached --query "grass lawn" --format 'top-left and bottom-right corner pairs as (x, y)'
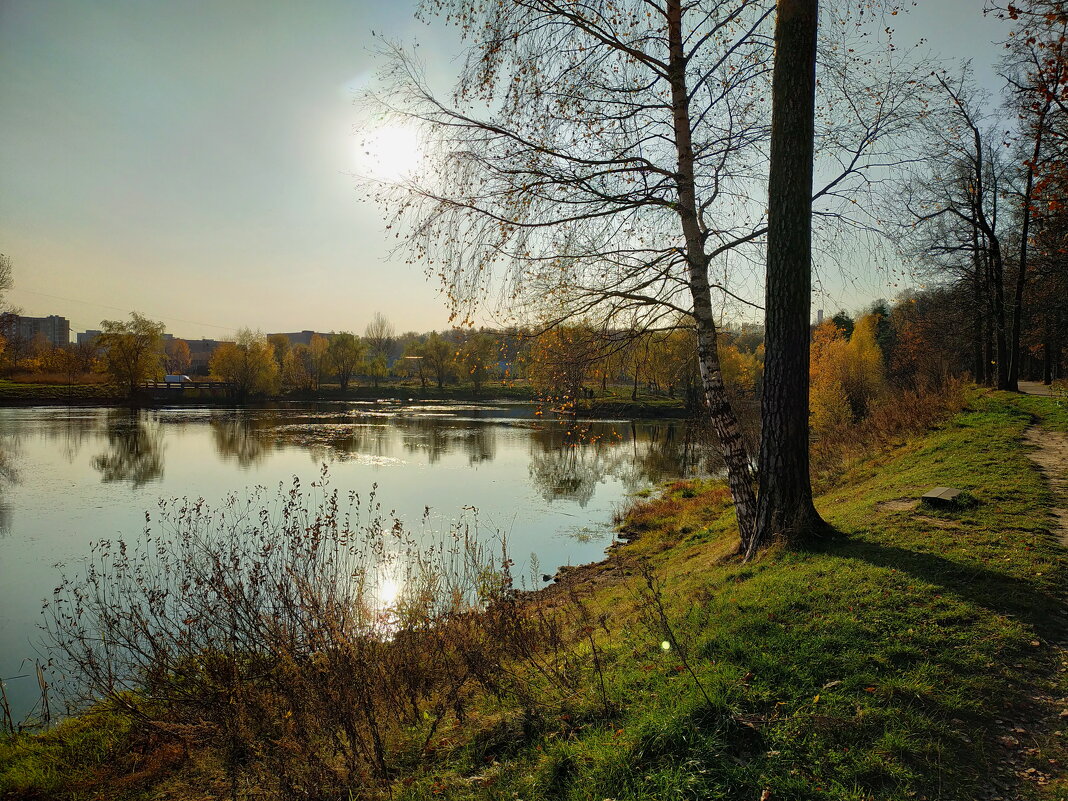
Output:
(0, 379), (117, 403)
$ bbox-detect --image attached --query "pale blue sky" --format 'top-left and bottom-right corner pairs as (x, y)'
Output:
(0, 1), (1007, 339)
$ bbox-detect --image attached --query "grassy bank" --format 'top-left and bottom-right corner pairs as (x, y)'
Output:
(3, 390), (1066, 799)
(0, 379), (119, 404)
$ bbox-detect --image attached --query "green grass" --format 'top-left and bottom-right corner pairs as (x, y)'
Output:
(0, 379), (117, 403)
(1014, 389), (1068, 433)
(388, 390), (1067, 801)
(0, 706), (131, 799)
(5, 389), (1066, 799)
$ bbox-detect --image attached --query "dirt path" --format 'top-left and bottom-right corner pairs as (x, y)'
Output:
(993, 421), (1068, 800)
(1020, 380), (1058, 397)
(1024, 425), (1068, 546)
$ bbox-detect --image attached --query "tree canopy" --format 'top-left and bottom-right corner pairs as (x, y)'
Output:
(97, 313), (166, 397)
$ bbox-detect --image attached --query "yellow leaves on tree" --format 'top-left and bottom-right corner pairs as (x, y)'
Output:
(810, 321), (851, 436)
(718, 339), (763, 397)
(809, 314), (886, 436)
(210, 329), (280, 401)
(527, 326), (597, 402)
(843, 314), (886, 416)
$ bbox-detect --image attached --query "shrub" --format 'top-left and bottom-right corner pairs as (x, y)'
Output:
(44, 469), (607, 796)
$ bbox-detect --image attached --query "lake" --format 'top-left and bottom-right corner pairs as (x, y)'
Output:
(0, 400), (721, 723)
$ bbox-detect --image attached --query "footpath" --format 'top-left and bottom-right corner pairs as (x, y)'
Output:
(993, 383), (1068, 799)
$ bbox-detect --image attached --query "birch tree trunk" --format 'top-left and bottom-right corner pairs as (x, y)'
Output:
(666, 0), (757, 550)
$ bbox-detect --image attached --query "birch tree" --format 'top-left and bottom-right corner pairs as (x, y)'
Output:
(367, 0), (927, 552)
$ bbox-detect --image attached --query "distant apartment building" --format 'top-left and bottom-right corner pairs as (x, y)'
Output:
(1, 314), (71, 346)
(269, 330), (329, 347)
(185, 338), (231, 371)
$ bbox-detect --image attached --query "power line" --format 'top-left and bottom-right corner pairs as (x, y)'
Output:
(9, 288), (237, 335)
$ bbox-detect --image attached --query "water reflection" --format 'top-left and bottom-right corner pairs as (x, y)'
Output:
(0, 401), (743, 727)
(38, 412), (94, 464)
(91, 410), (165, 487)
(525, 419), (728, 505)
(0, 418), (21, 536)
(3, 403), (733, 492)
(211, 412), (270, 467)
(197, 407), (718, 488)
(0, 502), (11, 537)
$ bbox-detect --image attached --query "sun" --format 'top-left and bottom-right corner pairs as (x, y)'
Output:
(376, 576), (403, 609)
(355, 122), (424, 181)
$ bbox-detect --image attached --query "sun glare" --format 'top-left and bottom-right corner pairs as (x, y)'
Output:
(377, 576), (403, 608)
(356, 123), (424, 181)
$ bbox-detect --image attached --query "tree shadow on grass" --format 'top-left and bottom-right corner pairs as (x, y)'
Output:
(810, 532), (1067, 640)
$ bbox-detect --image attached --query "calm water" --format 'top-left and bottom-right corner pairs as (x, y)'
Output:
(0, 401), (719, 722)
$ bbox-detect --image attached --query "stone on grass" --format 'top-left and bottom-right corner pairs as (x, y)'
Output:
(921, 486), (963, 508)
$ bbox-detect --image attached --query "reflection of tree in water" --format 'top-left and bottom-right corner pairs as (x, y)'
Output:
(528, 446), (603, 507)
(398, 417), (497, 465)
(461, 424), (496, 465)
(528, 422), (633, 506)
(401, 417), (451, 464)
(0, 412), (30, 535)
(35, 411), (94, 464)
(631, 421), (718, 483)
(316, 424), (394, 462)
(0, 437), (19, 487)
(92, 410), (165, 487)
(0, 423), (17, 536)
(210, 412), (273, 468)
(527, 413), (756, 505)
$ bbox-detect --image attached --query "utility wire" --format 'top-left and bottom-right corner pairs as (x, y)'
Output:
(9, 288), (237, 336)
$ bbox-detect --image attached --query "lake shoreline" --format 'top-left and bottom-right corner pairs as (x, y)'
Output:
(0, 381), (698, 419)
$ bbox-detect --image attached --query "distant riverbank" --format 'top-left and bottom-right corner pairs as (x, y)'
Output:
(0, 378), (697, 418)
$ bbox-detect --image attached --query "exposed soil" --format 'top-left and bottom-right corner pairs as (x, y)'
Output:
(1025, 425), (1068, 547)
(875, 498), (919, 513)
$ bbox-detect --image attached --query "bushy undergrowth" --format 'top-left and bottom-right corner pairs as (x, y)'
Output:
(41, 468), (617, 797)
(811, 377), (967, 487)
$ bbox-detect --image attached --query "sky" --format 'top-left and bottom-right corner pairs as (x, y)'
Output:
(0, 0), (1010, 340)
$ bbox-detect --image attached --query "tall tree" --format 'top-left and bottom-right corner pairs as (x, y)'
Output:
(400, 338), (433, 388)
(308, 334), (331, 391)
(0, 254), (16, 316)
(97, 313), (166, 397)
(457, 331), (499, 394)
(283, 344), (316, 393)
(328, 332), (366, 392)
(422, 332), (455, 389)
(165, 339), (192, 375)
(753, 0), (825, 553)
(994, 0), (1067, 387)
(370, 0), (925, 553)
(209, 330), (280, 402)
(364, 312), (396, 363)
(903, 72), (1014, 389)
(268, 333), (291, 371)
